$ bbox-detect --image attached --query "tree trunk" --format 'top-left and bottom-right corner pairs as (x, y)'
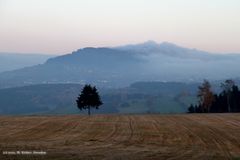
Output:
(88, 106), (91, 116)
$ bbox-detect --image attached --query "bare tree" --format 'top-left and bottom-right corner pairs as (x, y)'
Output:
(198, 80), (215, 113)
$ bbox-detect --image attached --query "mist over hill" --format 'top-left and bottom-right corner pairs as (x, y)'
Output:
(0, 53), (53, 73)
(0, 41), (240, 89)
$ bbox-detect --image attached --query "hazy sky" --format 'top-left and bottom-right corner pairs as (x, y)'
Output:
(1, 0), (240, 54)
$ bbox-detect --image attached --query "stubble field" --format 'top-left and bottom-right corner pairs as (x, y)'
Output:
(0, 114), (240, 160)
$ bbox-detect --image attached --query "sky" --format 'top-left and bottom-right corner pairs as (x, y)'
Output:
(0, 0), (240, 54)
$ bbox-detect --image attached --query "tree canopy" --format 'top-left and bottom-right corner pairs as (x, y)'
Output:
(188, 79), (240, 113)
(76, 84), (103, 115)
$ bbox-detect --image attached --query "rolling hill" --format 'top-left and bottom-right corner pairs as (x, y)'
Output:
(0, 82), (199, 115)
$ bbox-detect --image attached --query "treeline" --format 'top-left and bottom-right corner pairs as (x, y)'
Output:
(188, 79), (240, 113)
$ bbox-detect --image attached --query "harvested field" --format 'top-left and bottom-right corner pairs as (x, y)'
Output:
(0, 114), (240, 160)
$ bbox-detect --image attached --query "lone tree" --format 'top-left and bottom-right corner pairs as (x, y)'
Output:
(76, 84), (103, 116)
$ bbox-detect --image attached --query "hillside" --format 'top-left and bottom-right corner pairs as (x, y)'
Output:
(0, 114), (239, 160)
(0, 82), (198, 115)
(1, 41), (240, 88)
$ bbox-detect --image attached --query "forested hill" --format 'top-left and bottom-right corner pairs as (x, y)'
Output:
(1, 41), (240, 88)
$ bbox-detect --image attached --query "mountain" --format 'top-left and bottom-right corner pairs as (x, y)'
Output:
(0, 53), (54, 73)
(116, 41), (237, 60)
(0, 41), (240, 88)
(0, 48), (146, 88)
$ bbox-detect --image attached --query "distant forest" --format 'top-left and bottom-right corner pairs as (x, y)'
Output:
(188, 80), (240, 113)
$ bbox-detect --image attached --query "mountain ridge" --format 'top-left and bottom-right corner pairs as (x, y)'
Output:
(0, 41), (240, 89)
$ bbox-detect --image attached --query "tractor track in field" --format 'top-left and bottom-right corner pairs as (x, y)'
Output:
(128, 116), (134, 143)
(102, 115), (120, 142)
(160, 116), (203, 160)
